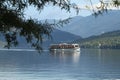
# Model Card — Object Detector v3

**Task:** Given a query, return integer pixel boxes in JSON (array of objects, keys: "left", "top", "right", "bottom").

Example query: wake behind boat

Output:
[{"left": 49, "top": 43, "right": 80, "bottom": 52}]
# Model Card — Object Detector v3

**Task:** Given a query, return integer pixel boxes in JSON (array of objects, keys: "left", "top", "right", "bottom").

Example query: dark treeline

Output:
[{"left": 73, "top": 30, "right": 120, "bottom": 49}]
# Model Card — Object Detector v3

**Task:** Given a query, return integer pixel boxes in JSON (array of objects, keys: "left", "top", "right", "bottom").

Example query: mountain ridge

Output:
[
  {"left": 0, "top": 29, "right": 81, "bottom": 49},
  {"left": 59, "top": 10, "right": 120, "bottom": 38},
  {"left": 74, "top": 30, "right": 120, "bottom": 49},
  {"left": 42, "top": 29, "right": 81, "bottom": 49}
]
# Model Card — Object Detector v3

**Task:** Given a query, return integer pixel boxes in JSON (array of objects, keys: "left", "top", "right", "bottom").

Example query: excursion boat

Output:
[{"left": 49, "top": 43, "right": 80, "bottom": 52}]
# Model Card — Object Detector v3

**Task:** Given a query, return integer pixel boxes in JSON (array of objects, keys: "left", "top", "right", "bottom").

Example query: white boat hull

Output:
[
  {"left": 49, "top": 43, "right": 80, "bottom": 53},
  {"left": 50, "top": 48, "right": 80, "bottom": 52}
]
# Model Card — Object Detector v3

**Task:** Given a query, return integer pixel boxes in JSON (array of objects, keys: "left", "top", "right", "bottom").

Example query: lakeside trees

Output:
[
  {"left": 0, "top": 0, "right": 73, "bottom": 52},
  {"left": 74, "top": 30, "right": 120, "bottom": 49},
  {"left": 0, "top": 0, "right": 120, "bottom": 52}
]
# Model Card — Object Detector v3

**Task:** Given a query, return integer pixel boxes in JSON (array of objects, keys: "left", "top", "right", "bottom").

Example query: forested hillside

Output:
[
  {"left": 0, "top": 41, "right": 6, "bottom": 48},
  {"left": 73, "top": 30, "right": 120, "bottom": 49}
]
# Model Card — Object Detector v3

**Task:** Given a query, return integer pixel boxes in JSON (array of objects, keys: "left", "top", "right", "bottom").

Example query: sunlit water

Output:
[{"left": 0, "top": 49, "right": 120, "bottom": 80}]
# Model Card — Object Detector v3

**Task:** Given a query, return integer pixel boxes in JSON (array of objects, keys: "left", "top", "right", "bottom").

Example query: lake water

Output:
[{"left": 0, "top": 49, "right": 120, "bottom": 80}]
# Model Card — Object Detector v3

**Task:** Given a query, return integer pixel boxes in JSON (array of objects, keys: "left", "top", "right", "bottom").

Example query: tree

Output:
[
  {"left": 88, "top": 0, "right": 120, "bottom": 16},
  {"left": 0, "top": 0, "right": 73, "bottom": 52},
  {"left": 0, "top": 0, "right": 120, "bottom": 52}
]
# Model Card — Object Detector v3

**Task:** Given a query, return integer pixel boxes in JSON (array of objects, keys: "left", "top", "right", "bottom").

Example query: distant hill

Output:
[
  {"left": 74, "top": 30, "right": 120, "bottom": 49},
  {"left": 0, "top": 29, "right": 81, "bottom": 49},
  {"left": 42, "top": 29, "right": 81, "bottom": 49},
  {"left": 59, "top": 10, "right": 120, "bottom": 38}
]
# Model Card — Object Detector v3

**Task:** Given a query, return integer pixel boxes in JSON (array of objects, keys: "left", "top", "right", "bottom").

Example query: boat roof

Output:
[{"left": 50, "top": 43, "right": 79, "bottom": 46}]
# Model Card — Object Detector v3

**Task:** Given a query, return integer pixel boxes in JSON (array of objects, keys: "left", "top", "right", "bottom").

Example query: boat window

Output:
[{"left": 75, "top": 45, "right": 79, "bottom": 47}]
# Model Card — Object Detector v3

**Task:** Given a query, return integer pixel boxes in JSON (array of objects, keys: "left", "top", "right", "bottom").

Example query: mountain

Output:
[
  {"left": 51, "top": 29, "right": 81, "bottom": 42},
  {"left": 74, "top": 30, "right": 120, "bottom": 49},
  {"left": 0, "top": 29, "right": 81, "bottom": 49},
  {"left": 42, "top": 29, "right": 81, "bottom": 49},
  {"left": 58, "top": 10, "right": 120, "bottom": 38}
]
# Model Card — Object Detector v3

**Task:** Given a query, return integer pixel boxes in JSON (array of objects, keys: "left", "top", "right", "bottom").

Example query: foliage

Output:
[
  {"left": 86, "top": 0, "right": 120, "bottom": 16},
  {"left": 0, "top": 0, "right": 73, "bottom": 52},
  {"left": 74, "top": 30, "right": 120, "bottom": 49}
]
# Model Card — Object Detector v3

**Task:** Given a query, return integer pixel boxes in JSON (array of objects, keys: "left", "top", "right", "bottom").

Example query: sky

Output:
[{"left": 24, "top": 0, "right": 103, "bottom": 20}]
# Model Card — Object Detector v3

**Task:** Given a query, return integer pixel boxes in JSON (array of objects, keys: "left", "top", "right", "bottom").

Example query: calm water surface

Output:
[{"left": 0, "top": 49, "right": 120, "bottom": 80}]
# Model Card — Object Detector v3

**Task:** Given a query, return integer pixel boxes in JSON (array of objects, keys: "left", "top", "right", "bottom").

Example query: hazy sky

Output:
[{"left": 25, "top": 0, "right": 100, "bottom": 20}]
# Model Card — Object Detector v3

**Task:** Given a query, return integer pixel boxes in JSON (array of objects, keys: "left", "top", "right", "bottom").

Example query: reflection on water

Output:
[
  {"left": 0, "top": 49, "right": 120, "bottom": 80},
  {"left": 50, "top": 50, "right": 80, "bottom": 63},
  {"left": 79, "top": 49, "right": 120, "bottom": 79}
]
